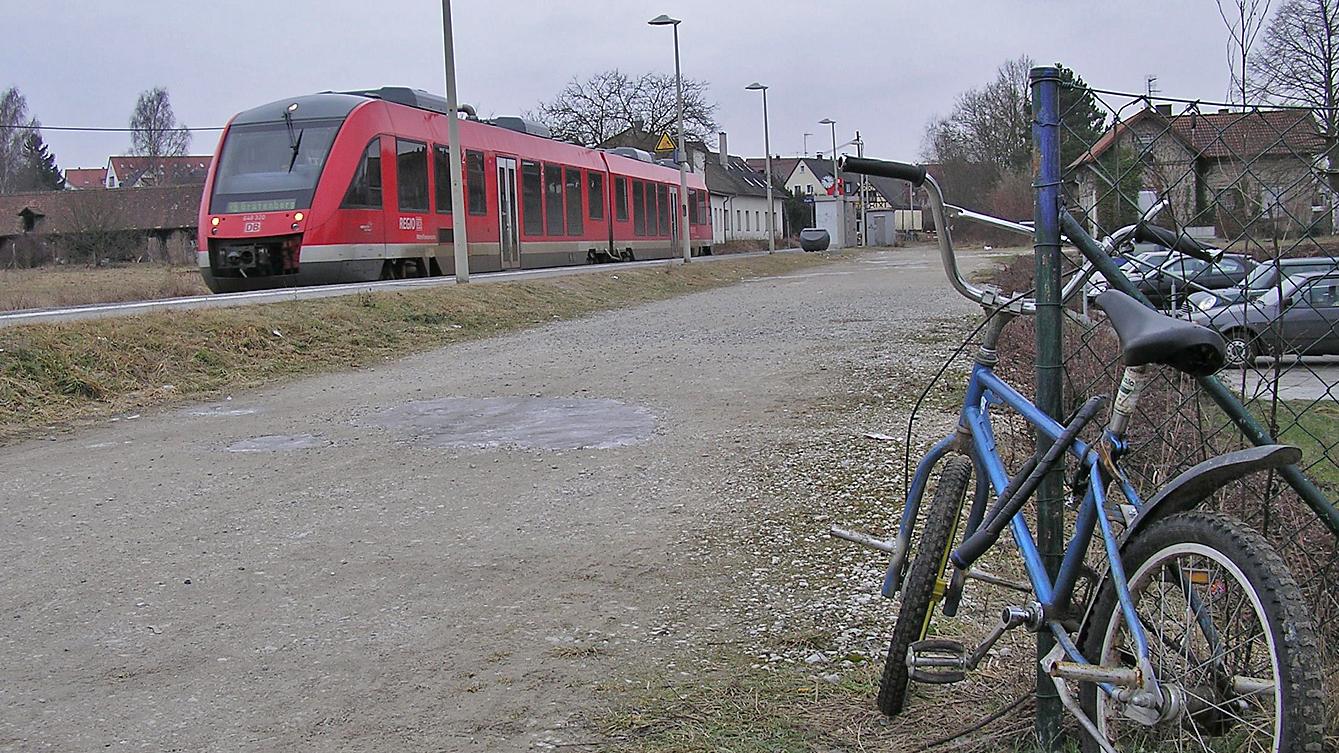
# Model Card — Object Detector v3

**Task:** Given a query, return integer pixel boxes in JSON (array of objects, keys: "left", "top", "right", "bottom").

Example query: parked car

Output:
[
  {"left": 1190, "top": 271, "right": 1339, "bottom": 366},
  {"left": 1137, "top": 253, "right": 1255, "bottom": 309},
  {"left": 1085, "top": 248, "right": 1177, "bottom": 299},
  {"left": 1188, "top": 256, "right": 1339, "bottom": 311}
]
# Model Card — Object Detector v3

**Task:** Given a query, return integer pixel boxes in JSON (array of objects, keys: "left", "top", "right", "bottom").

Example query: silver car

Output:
[{"left": 1190, "top": 271, "right": 1339, "bottom": 366}]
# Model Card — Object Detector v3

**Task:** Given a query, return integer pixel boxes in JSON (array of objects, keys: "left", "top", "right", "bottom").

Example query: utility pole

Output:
[{"left": 441, "top": 0, "right": 469, "bottom": 282}]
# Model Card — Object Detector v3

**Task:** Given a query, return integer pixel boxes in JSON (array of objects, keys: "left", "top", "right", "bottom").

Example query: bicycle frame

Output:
[{"left": 890, "top": 326, "right": 1159, "bottom": 689}]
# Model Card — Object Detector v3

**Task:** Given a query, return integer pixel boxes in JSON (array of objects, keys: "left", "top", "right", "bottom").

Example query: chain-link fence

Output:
[{"left": 1038, "top": 74, "right": 1339, "bottom": 730}]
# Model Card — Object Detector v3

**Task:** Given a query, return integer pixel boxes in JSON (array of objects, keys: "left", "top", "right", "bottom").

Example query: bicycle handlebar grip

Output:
[
  {"left": 837, "top": 156, "right": 927, "bottom": 187},
  {"left": 1135, "top": 224, "right": 1221, "bottom": 262}
]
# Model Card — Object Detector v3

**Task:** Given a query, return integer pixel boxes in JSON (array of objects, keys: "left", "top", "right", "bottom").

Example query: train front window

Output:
[{"left": 209, "top": 118, "right": 342, "bottom": 213}]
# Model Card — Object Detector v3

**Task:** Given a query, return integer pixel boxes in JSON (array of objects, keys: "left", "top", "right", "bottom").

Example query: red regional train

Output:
[{"left": 197, "top": 87, "right": 713, "bottom": 293}]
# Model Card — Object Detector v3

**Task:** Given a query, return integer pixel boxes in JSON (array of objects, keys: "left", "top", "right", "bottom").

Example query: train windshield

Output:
[{"left": 209, "top": 118, "right": 342, "bottom": 214}]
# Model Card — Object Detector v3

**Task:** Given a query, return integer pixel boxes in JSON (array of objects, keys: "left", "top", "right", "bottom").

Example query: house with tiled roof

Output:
[
  {"left": 105, "top": 155, "right": 212, "bottom": 188},
  {"left": 1068, "top": 104, "right": 1328, "bottom": 238},
  {"left": 63, "top": 167, "right": 108, "bottom": 190},
  {"left": 0, "top": 184, "right": 202, "bottom": 266}
]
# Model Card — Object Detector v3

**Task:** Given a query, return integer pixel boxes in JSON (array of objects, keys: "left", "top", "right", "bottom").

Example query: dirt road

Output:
[{"left": 0, "top": 246, "right": 981, "bottom": 752}]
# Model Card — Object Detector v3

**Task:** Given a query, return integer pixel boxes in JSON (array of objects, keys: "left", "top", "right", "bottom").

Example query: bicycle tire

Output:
[
  {"left": 1078, "top": 511, "right": 1324, "bottom": 753},
  {"left": 877, "top": 455, "right": 971, "bottom": 717}
]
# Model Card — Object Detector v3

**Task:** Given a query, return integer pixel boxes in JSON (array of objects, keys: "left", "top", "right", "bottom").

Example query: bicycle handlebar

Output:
[
  {"left": 1132, "top": 223, "right": 1224, "bottom": 263},
  {"left": 839, "top": 156, "right": 927, "bottom": 186}
]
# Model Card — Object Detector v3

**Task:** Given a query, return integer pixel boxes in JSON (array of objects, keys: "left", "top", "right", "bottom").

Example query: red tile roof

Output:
[
  {"left": 1166, "top": 109, "right": 1325, "bottom": 159},
  {"left": 63, "top": 167, "right": 108, "bottom": 189},
  {"left": 0, "top": 185, "right": 203, "bottom": 237},
  {"left": 108, "top": 155, "right": 212, "bottom": 186},
  {"left": 1069, "top": 107, "right": 1324, "bottom": 170}
]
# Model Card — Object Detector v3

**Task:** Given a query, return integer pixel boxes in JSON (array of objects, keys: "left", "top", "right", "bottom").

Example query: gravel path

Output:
[{"left": 0, "top": 246, "right": 987, "bottom": 752}]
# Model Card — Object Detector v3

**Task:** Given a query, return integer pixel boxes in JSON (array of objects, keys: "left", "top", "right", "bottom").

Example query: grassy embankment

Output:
[
  {"left": 0, "top": 254, "right": 825, "bottom": 442},
  {"left": 0, "top": 265, "right": 209, "bottom": 311}
]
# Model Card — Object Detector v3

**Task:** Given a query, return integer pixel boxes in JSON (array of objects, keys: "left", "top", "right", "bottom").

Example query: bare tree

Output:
[
  {"left": 529, "top": 69, "right": 719, "bottom": 147},
  {"left": 0, "top": 87, "right": 40, "bottom": 194},
  {"left": 1248, "top": 0, "right": 1339, "bottom": 209},
  {"left": 1217, "top": 0, "right": 1274, "bottom": 105},
  {"left": 922, "top": 57, "right": 1033, "bottom": 172},
  {"left": 129, "top": 87, "right": 191, "bottom": 183}
]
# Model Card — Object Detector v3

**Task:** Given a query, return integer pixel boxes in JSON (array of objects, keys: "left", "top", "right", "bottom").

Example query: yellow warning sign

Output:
[{"left": 655, "top": 132, "right": 677, "bottom": 152}]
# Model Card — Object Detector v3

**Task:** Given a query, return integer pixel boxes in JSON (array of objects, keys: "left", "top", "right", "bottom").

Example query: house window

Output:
[
  {"left": 395, "top": 139, "right": 429, "bottom": 213},
  {"left": 521, "top": 160, "right": 543, "bottom": 235}
]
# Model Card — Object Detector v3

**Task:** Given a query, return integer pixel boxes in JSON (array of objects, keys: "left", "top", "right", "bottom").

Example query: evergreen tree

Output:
[
  {"left": 16, "top": 131, "right": 63, "bottom": 191},
  {"left": 1057, "top": 66, "right": 1108, "bottom": 174}
]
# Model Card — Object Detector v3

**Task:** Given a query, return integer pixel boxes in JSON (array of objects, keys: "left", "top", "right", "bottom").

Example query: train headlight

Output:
[
  {"left": 294, "top": 212, "right": 304, "bottom": 222},
  {"left": 210, "top": 217, "right": 220, "bottom": 227}
]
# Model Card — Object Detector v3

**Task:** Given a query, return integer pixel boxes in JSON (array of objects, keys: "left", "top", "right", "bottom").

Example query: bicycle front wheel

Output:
[
  {"left": 1079, "top": 511, "right": 1324, "bottom": 753},
  {"left": 877, "top": 455, "right": 971, "bottom": 717}
]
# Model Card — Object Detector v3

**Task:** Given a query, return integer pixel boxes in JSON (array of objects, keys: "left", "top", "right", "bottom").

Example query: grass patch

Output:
[
  {"left": 0, "top": 254, "right": 826, "bottom": 442},
  {"left": 0, "top": 264, "right": 209, "bottom": 311}
]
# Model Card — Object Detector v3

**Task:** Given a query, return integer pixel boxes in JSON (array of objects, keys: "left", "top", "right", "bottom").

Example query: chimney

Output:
[
  {"left": 1218, "top": 108, "right": 1230, "bottom": 114},
  {"left": 718, "top": 132, "right": 728, "bottom": 167},
  {"left": 1155, "top": 104, "right": 1172, "bottom": 116}
]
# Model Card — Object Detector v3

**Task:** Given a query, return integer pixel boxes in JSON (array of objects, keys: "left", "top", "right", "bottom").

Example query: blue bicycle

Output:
[{"left": 831, "top": 157, "right": 1324, "bottom": 753}]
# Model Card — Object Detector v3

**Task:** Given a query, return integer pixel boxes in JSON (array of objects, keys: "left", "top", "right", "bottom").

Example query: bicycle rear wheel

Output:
[
  {"left": 1079, "top": 511, "right": 1324, "bottom": 753},
  {"left": 877, "top": 455, "right": 971, "bottom": 717}
]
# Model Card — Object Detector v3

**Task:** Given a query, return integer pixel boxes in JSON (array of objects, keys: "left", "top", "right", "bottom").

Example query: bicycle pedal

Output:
[{"left": 905, "top": 638, "right": 968, "bottom": 684}]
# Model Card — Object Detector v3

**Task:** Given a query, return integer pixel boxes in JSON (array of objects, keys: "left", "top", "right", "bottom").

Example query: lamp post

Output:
[
  {"left": 819, "top": 118, "right": 840, "bottom": 246},
  {"left": 803, "top": 132, "right": 812, "bottom": 156},
  {"left": 440, "top": 0, "right": 469, "bottom": 282},
  {"left": 745, "top": 82, "right": 775, "bottom": 254},
  {"left": 648, "top": 14, "right": 691, "bottom": 263},
  {"left": 854, "top": 130, "right": 866, "bottom": 246}
]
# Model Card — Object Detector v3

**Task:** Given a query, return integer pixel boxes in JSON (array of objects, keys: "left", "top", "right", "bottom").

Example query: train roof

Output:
[{"left": 231, "top": 93, "right": 368, "bottom": 125}]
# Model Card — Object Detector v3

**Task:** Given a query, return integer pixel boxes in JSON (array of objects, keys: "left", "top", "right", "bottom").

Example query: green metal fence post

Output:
[{"left": 1030, "top": 64, "right": 1064, "bottom": 752}]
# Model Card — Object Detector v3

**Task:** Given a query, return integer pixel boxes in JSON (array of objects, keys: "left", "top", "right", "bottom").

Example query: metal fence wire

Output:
[{"left": 1035, "top": 75, "right": 1339, "bottom": 729}]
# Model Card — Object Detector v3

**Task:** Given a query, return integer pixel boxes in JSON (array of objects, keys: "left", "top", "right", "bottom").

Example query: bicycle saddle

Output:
[{"left": 1093, "top": 290, "right": 1225, "bottom": 376}]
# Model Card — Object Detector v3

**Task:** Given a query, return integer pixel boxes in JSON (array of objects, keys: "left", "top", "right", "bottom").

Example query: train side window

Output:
[
  {"left": 432, "top": 145, "right": 452, "bottom": 213},
  {"left": 656, "top": 184, "right": 670, "bottom": 236},
  {"left": 650, "top": 180, "right": 661, "bottom": 235},
  {"left": 564, "top": 167, "right": 583, "bottom": 236},
  {"left": 466, "top": 150, "right": 486, "bottom": 215},
  {"left": 588, "top": 172, "right": 604, "bottom": 221},
  {"left": 544, "top": 163, "right": 564, "bottom": 235},
  {"left": 632, "top": 180, "right": 645, "bottom": 236},
  {"left": 615, "top": 177, "right": 628, "bottom": 221},
  {"left": 342, "top": 139, "right": 382, "bottom": 209},
  {"left": 687, "top": 189, "right": 699, "bottom": 225},
  {"left": 521, "top": 160, "right": 543, "bottom": 236},
  {"left": 396, "top": 139, "right": 429, "bottom": 213}
]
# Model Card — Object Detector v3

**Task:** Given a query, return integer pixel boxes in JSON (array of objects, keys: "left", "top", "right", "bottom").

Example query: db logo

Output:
[
  {"left": 398, "top": 216, "right": 423, "bottom": 231},
  {"left": 243, "top": 221, "right": 262, "bottom": 233}
]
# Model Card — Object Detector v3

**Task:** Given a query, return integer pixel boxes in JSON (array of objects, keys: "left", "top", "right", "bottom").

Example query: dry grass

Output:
[
  {"left": 0, "top": 254, "right": 827, "bottom": 443},
  {"left": 0, "top": 264, "right": 209, "bottom": 311}
]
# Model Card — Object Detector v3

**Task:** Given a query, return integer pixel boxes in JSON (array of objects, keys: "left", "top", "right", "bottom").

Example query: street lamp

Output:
[
  {"left": 745, "top": 82, "right": 775, "bottom": 254},
  {"left": 648, "top": 13, "right": 692, "bottom": 263},
  {"left": 819, "top": 118, "right": 840, "bottom": 246}
]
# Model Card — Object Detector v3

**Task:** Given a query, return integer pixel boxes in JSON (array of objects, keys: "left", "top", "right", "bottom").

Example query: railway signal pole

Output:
[
  {"left": 442, "top": 0, "right": 470, "bottom": 283},
  {"left": 649, "top": 14, "right": 691, "bottom": 263}
]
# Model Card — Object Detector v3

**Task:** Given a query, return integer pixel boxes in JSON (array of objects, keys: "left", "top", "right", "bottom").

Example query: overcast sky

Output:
[{"left": 11, "top": 1, "right": 1240, "bottom": 172}]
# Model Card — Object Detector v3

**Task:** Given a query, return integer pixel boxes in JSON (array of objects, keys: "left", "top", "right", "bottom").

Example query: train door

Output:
[
  {"left": 669, "top": 186, "right": 680, "bottom": 254},
  {"left": 497, "top": 156, "right": 520, "bottom": 269}
]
